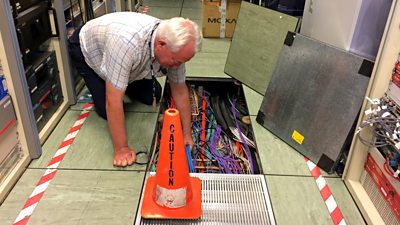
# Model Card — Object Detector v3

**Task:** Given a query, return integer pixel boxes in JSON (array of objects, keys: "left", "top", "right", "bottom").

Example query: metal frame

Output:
[{"left": 0, "top": 0, "right": 42, "bottom": 158}]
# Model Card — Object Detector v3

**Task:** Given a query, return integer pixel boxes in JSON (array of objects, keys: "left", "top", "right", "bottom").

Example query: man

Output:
[{"left": 68, "top": 12, "right": 201, "bottom": 167}]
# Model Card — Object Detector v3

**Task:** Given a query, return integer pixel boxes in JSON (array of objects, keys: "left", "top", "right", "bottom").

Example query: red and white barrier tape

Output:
[
  {"left": 305, "top": 157, "right": 346, "bottom": 225},
  {"left": 13, "top": 103, "right": 93, "bottom": 225}
]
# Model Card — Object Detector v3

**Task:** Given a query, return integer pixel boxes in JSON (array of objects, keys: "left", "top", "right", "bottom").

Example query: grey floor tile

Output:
[
  {"left": 251, "top": 116, "right": 313, "bottom": 176},
  {"left": 142, "top": 6, "right": 181, "bottom": 19},
  {"left": 186, "top": 52, "right": 230, "bottom": 78},
  {"left": 30, "top": 112, "right": 157, "bottom": 170},
  {"left": 265, "top": 175, "right": 333, "bottom": 225},
  {"left": 191, "top": 19, "right": 202, "bottom": 30},
  {"left": 181, "top": 7, "right": 202, "bottom": 20},
  {"left": 0, "top": 169, "right": 45, "bottom": 225},
  {"left": 251, "top": 116, "right": 339, "bottom": 177},
  {"left": 5, "top": 170, "right": 145, "bottom": 225},
  {"left": 243, "top": 85, "right": 264, "bottom": 116},
  {"left": 58, "top": 112, "right": 157, "bottom": 170},
  {"left": 142, "top": 0, "right": 183, "bottom": 7},
  {"left": 30, "top": 110, "right": 83, "bottom": 168},
  {"left": 201, "top": 38, "right": 231, "bottom": 53},
  {"left": 183, "top": 0, "right": 202, "bottom": 8},
  {"left": 326, "top": 178, "right": 366, "bottom": 225}
]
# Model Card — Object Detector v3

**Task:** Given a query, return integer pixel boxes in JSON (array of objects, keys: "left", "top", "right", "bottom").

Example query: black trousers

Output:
[{"left": 67, "top": 27, "right": 162, "bottom": 119}]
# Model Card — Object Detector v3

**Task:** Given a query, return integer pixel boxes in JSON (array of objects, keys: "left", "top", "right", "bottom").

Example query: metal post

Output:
[{"left": 0, "top": 0, "right": 42, "bottom": 158}]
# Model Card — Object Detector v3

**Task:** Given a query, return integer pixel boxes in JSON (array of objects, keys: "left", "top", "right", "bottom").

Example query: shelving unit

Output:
[
  {"left": 0, "top": 0, "right": 78, "bottom": 202},
  {"left": 0, "top": 1, "right": 40, "bottom": 203},
  {"left": 343, "top": 0, "right": 400, "bottom": 223}
]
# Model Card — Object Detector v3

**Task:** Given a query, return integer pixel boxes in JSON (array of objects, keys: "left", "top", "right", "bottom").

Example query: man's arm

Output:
[
  {"left": 105, "top": 81, "right": 136, "bottom": 166},
  {"left": 169, "top": 81, "right": 194, "bottom": 149}
]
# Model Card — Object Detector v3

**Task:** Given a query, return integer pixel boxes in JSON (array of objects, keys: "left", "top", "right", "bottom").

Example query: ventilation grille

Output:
[
  {"left": 360, "top": 170, "right": 400, "bottom": 225},
  {"left": 135, "top": 173, "right": 275, "bottom": 225}
]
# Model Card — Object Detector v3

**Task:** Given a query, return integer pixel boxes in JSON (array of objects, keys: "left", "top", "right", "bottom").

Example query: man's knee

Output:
[{"left": 95, "top": 107, "right": 107, "bottom": 120}]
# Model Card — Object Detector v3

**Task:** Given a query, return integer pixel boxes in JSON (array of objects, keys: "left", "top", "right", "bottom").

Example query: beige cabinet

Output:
[
  {"left": 0, "top": 0, "right": 76, "bottom": 203},
  {"left": 343, "top": 0, "right": 400, "bottom": 223}
]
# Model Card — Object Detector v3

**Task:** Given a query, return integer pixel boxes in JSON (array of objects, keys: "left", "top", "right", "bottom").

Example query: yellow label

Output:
[{"left": 292, "top": 130, "right": 304, "bottom": 145}]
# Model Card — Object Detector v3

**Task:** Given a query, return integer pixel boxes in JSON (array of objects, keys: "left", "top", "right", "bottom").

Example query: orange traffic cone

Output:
[{"left": 141, "top": 108, "right": 202, "bottom": 219}]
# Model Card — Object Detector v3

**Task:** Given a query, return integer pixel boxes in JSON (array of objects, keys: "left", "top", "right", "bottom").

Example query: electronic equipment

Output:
[
  {"left": 150, "top": 78, "right": 262, "bottom": 175},
  {"left": 25, "top": 65, "right": 37, "bottom": 94},
  {"left": 361, "top": 150, "right": 400, "bottom": 224},
  {"left": 0, "top": 76, "right": 8, "bottom": 101},
  {"left": 9, "top": 0, "right": 44, "bottom": 16},
  {"left": 27, "top": 51, "right": 63, "bottom": 132},
  {"left": 14, "top": 1, "right": 52, "bottom": 65},
  {"left": 0, "top": 95, "right": 18, "bottom": 168}
]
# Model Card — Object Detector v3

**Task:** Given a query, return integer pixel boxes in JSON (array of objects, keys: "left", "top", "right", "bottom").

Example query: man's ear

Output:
[{"left": 156, "top": 39, "right": 167, "bottom": 48}]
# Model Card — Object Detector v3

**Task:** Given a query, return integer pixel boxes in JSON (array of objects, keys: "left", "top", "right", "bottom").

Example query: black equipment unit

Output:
[
  {"left": 27, "top": 51, "right": 63, "bottom": 132},
  {"left": 9, "top": 0, "right": 44, "bottom": 16},
  {"left": 14, "top": 1, "right": 52, "bottom": 65}
]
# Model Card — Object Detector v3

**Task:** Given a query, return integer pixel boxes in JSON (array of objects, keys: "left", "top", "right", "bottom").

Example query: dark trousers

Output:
[{"left": 67, "top": 27, "right": 162, "bottom": 119}]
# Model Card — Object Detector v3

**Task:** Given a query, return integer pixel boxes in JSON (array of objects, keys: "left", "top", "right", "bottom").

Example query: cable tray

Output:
[{"left": 135, "top": 173, "right": 276, "bottom": 225}]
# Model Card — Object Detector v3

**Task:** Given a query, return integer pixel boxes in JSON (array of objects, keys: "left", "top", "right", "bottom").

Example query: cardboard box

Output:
[{"left": 202, "top": 0, "right": 241, "bottom": 38}]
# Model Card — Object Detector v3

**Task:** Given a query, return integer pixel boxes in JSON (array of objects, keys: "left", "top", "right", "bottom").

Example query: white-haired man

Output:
[{"left": 68, "top": 12, "right": 202, "bottom": 167}]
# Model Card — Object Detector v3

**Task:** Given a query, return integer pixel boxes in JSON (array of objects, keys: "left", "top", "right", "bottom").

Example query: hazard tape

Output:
[
  {"left": 13, "top": 103, "right": 93, "bottom": 225},
  {"left": 305, "top": 157, "right": 346, "bottom": 225}
]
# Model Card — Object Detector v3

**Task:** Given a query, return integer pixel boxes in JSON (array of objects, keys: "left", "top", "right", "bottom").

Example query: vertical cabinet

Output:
[
  {"left": 301, "top": 0, "right": 392, "bottom": 61},
  {"left": 344, "top": 0, "right": 400, "bottom": 224},
  {"left": 0, "top": 0, "right": 76, "bottom": 203}
]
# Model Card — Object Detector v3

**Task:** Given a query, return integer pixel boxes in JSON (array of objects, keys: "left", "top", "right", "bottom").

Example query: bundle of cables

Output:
[
  {"left": 186, "top": 84, "right": 255, "bottom": 174},
  {"left": 357, "top": 96, "right": 400, "bottom": 180},
  {"left": 150, "top": 83, "right": 257, "bottom": 174}
]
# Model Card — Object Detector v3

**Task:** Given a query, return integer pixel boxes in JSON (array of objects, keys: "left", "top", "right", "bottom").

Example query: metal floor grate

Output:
[{"left": 135, "top": 173, "right": 275, "bottom": 225}]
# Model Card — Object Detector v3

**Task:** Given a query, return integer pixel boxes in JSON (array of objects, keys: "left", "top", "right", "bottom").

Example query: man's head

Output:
[{"left": 154, "top": 17, "right": 202, "bottom": 68}]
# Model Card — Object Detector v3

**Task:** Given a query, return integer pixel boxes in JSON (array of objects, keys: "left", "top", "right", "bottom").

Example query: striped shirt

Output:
[{"left": 79, "top": 12, "right": 185, "bottom": 91}]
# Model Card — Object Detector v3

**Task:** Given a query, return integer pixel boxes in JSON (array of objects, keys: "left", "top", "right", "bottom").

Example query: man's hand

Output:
[
  {"left": 105, "top": 81, "right": 134, "bottom": 167},
  {"left": 184, "top": 134, "right": 194, "bottom": 151},
  {"left": 169, "top": 81, "right": 193, "bottom": 151},
  {"left": 113, "top": 146, "right": 136, "bottom": 167}
]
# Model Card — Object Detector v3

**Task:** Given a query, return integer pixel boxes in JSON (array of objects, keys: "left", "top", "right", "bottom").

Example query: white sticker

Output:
[
  {"left": 2, "top": 79, "right": 7, "bottom": 92},
  {"left": 155, "top": 185, "right": 187, "bottom": 208}
]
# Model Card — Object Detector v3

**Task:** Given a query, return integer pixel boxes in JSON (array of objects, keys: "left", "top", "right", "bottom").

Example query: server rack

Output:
[
  {"left": 0, "top": 0, "right": 76, "bottom": 202},
  {"left": 344, "top": 0, "right": 400, "bottom": 224}
]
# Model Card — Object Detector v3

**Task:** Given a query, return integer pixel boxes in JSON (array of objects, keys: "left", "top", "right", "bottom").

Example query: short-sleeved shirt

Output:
[{"left": 79, "top": 12, "right": 186, "bottom": 91}]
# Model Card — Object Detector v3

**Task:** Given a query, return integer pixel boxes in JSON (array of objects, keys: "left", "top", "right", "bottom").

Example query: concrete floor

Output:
[{"left": 0, "top": 0, "right": 366, "bottom": 224}]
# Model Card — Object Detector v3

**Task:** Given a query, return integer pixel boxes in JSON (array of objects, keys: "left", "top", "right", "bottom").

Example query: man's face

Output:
[{"left": 154, "top": 39, "right": 195, "bottom": 68}]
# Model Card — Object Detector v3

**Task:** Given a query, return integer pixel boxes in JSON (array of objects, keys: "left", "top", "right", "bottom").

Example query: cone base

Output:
[{"left": 141, "top": 176, "right": 202, "bottom": 219}]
